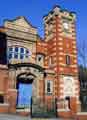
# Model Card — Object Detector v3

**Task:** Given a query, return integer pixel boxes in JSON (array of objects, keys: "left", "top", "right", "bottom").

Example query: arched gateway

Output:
[{"left": 8, "top": 63, "right": 45, "bottom": 115}]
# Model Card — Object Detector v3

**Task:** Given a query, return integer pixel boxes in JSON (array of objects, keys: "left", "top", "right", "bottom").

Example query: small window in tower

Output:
[
  {"left": 47, "top": 20, "right": 53, "bottom": 35},
  {"left": 38, "top": 56, "right": 42, "bottom": 61},
  {"left": 36, "top": 54, "right": 44, "bottom": 66},
  {"left": 49, "top": 56, "right": 53, "bottom": 66},
  {"left": 37, "top": 54, "right": 42, "bottom": 62},
  {"left": 47, "top": 82, "right": 51, "bottom": 93},
  {"left": 62, "top": 18, "right": 70, "bottom": 33},
  {"left": 66, "top": 55, "right": 70, "bottom": 65},
  {"left": 46, "top": 80, "right": 53, "bottom": 95}
]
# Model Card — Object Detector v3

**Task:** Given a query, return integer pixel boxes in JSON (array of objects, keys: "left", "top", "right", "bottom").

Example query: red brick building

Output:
[{"left": 0, "top": 6, "right": 81, "bottom": 118}]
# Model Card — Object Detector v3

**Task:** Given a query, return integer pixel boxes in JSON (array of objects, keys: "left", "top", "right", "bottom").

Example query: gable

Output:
[
  {"left": 4, "top": 16, "right": 37, "bottom": 34},
  {"left": 12, "top": 16, "right": 34, "bottom": 28}
]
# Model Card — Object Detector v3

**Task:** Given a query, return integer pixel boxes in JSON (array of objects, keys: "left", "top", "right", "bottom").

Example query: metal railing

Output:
[{"left": 31, "top": 98, "right": 57, "bottom": 118}]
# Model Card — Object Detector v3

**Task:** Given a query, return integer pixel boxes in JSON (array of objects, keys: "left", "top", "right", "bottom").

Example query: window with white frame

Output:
[
  {"left": 66, "top": 55, "right": 70, "bottom": 65},
  {"left": 46, "top": 80, "right": 53, "bottom": 94},
  {"left": 49, "top": 56, "right": 53, "bottom": 67},
  {"left": 36, "top": 54, "right": 44, "bottom": 66},
  {"left": 8, "top": 46, "right": 31, "bottom": 62},
  {"left": 47, "top": 19, "right": 53, "bottom": 36}
]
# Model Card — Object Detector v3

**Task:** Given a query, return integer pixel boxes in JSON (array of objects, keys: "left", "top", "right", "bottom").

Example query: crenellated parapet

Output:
[{"left": 43, "top": 5, "right": 76, "bottom": 22}]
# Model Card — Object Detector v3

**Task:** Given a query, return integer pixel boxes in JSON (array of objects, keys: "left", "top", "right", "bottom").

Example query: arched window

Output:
[
  {"left": 15, "top": 47, "right": 18, "bottom": 52},
  {"left": 8, "top": 46, "right": 31, "bottom": 62},
  {"left": 36, "top": 54, "right": 44, "bottom": 66}
]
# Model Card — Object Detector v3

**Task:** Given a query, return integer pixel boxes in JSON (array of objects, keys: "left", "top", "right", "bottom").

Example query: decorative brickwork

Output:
[{"left": 0, "top": 5, "right": 80, "bottom": 118}]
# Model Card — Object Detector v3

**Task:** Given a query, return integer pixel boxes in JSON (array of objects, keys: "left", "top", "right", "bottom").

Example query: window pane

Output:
[
  {"left": 47, "top": 82, "right": 51, "bottom": 93},
  {"left": 66, "top": 55, "right": 70, "bottom": 65},
  {"left": 20, "top": 54, "right": 24, "bottom": 59},
  {"left": 49, "top": 56, "right": 53, "bottom": 66},
  {"left": 25, "top": 55, "right": 29, "bottom": 58},
  {"left": 14, "top": 54, "right": 18, "bottom": 59},
  {"left": 38, "top": 56, "right": 41, "bottom": 61},
  {"left": 9, "top": 47, "right": 13, "bottom": 52},
  {"left": 26, "top": 49, "right": 29, "bottom": 54},
  {"left": 9, "top": 53, "right": 12, "bottom": 59},
  {"left": 20, "top": 48, "right": 24, "bottom": 53},
  {"left": 15, "top": 47, "right": 18, "bottom": 52}
]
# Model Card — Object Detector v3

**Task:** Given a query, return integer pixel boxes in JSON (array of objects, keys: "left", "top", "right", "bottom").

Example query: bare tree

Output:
[
  {"left": 77, "top": 39, "right": 87, "bottom": 89},
  {"left": 78, "top": 39, "right": 87, "bottom": 68},
  {"left": 78, "top": 39, "right": 87, "bottom": 111}
]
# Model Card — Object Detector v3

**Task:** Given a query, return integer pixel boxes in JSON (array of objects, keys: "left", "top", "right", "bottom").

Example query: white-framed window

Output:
[
  {"left": 8, "top": 46, "right": 31, "bottom": 61},
  {"left": 66, "top": 55, "right": 70, "bottom": 65},
  {"left": 49, "top": 56, "right": 53, "bottom": 67},
  {"left": 62, "top": 18, "right": 70, "bottom": 33},
  {"left": 63, "top": 76, "right": 74, "bottom": 97},
  {"left": 45, "top": 80, "right": 53, "bottom": 95},
  {"left": 47, "top": 19, "right": 53, "bottom": 35},
  {"left": 36, "top": 54, "right": 44, "bottom": 66}
]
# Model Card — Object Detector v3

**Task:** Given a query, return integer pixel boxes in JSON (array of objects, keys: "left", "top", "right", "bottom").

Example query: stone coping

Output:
[
  {"left": 77, "top": 112, "right": 87, "bottom": 115},
  {"left": 45, "top": 69, "right": 55, "bottom": 74},
  {"left": 57, "top": 109, "right": 70, "bottom": 112},
  {"left": 16, "top": 108, "right": 30, "bottom": 112},
  {"left": 8, "top": 89, "right": 17, "bottom": 92},
  {"left": 0, "top": 91, "right": 4, "bottom": 94},
  {"left": 0, "top": 65, "right": 8, "bottom": 69},
  {"left": 0, "top": 103, "right": 9, "bottom": 106}
]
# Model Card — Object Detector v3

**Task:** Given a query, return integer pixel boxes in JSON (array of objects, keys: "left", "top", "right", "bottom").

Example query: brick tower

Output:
[
  {"left": 43, "top": 6, "right": 81, "bottom": 116},
  {"left": 0, "top": 5, "right": 81, "bottom": 118}
]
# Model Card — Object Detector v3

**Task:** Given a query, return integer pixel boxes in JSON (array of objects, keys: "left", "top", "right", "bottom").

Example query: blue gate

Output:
[{"left": 17, "top": 83, "right": 32, "bottom": 109}]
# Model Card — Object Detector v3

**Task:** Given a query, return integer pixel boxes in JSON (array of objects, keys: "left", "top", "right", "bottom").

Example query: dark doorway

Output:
[
  {"left": 65, "top": 97, "right": 70, "bottom": 109},
  {"left": 0, "top": 95, "right": 4, "bottom": 103}
]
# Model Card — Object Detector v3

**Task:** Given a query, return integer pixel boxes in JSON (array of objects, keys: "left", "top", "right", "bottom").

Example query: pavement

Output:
[
  {"left": 0, "top": 114, "right": 74, "bottom": 120},
  {"left": 0, "top": 114, "right": 28, "bottom": 120}
]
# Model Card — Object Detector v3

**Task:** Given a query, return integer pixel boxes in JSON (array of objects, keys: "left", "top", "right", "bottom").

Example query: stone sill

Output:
[
  {"left": 16, "top": 108, "right": 30, "bottom": 112},
  {"left": 0, "top": 103, "right": 9, "bottom": 106},
  {"left": 8, "top": 89, "right": 17, "bottom": 92},
  {"left": 57, "top": 109, "right": 70, "bottom": 112},
  {"left": 77, "top": 112, "right": 87, "bottom": 115},
  {"left": 0, "top": 65, "right": 8, "bottom": 70}
]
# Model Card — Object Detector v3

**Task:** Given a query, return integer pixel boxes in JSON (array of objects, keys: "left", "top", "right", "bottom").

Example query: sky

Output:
[
  {"left": 0, "top": 0, "right": 86, "bottom": 41},
  {"left": 0, "top": 0, "right": 87, "bottom": 65}
]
